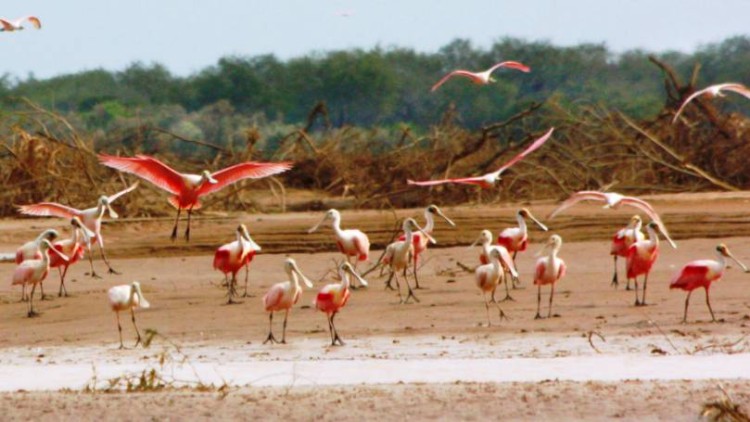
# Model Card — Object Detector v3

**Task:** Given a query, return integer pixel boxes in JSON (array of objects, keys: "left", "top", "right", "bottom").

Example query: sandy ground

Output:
[{"left": 1, "top": 191, "right": 750, "bottom": 420}]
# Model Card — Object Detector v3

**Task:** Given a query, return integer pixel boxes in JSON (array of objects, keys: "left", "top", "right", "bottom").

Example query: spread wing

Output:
[
  {"left": 487, "top": 60, "right": 531, "bottom": 74},
  {"left": 620, "top": 196, "right": 676, "bottom": 248},
  {"left": 106, "top": 182, "right": 139, "bottom": 203},
  {"left": 407, "top": 176, "right": 488, "bottom": 187},
  {"left": 26, "top": 16, "right": 41, "bottom": 29},
  {"left": 0, "top": 19, "right": 15, "bottom": 31},
  {"left": 430, "top": 70, "right": 480, "bottom": 92},
  {"left": 494, "top": 127, "right": 554, "bottom": 175},
  {"left": 197, "top": 161, "right": 293, "bottom": 196},
  {"left": 722, "top": 83, "right": 750, "bottom": 100},
  {"left": 547, "top": 191, "right": 608, "bottom": 219},
  {"left": 17, "top": 202, "right": 81, "bottom": 219},
  {"left": 98, "top": 154, "right": 184, "bottom": 195}
]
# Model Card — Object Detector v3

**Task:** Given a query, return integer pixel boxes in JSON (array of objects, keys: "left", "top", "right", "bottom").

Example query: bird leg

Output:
[
  {"left": 384, "top": 271, "right": 396, "bottom": 291},
  {"left": 242, "top": 264, "right": 251, "bottom": 298},
  {"left": 483, "top": 293, "right": 491, "bottom": 327},
  {"left": 116, "top": 311, "right": 124, "bottom": 349},
  {"left": 326, "top": 314, "right": 335, "bottom": 345},
  {"left": 640, "top": 273, "right": 649, "bottom": 306},
  {"left": 490, "top": 285, "right": 498, "bottom": 303},
  {"left": 548, "top": 284, "right": 555, "bottom": 318},
  {"left": 131, "top": 308, "right": 143, "bottom": 348},
  {"left": 226, "top": 273, "right": 240, "bottom": 304},
  {"left": 511, "top": 252, "right": 521, "bottom": 288},
  {"left": 40, "top": 280, "right": 50, "bottom": 301},
  {"left": 331, "top": 312, "right": 344, "bottom": 346},
  {"left": 392, "top": 270, "right": 404, "bottom": 302},
  {"left": 347, "top": 257, "right": 358, "bottom": 290},
  {"left": 263, "top": 312, "right": 278, "bottom": 344},
  {"left": 27, "top": 284, "right": 38, "bottom": 318},
  {"left": 534, "top": 285, "right": 542, "bottom": 320},
  {"left": 633, "top": 278, "right": 641, "bottom": 306},
  {"left": 494, "top": 301, "right": 509, "bottom": 322},
  {"left": 401, "top": 270, "right": 420, "bottom": 304},
  {"left": 20, "top": 283, "right": 28, "bottom": 302},
  {"left": 98, "top": 237, "right": 120, "bottom": 275},
  {"left": 501, "top": 273, "right": 517, "bottom": 302},
  {"left": 705, "top": 288, "right": 716, "bottom": 322},
  {"left": 86, "top": 244, "right": 101, "bottom": 279},
  {"left": 611, "top": 256, "right": 619, "bottom": 288},
  {"left": 281, "top": 309, "right": 289, "bottom": 344},
  {"left": 413, "top": 256, "right": 424, "bottom": 289},
  {"left": 184, "top": 206, "right": 193, "bottom": 242},
  {"left": 58, "top": 266, "right": 69, "bottom": 297},
  {"left": 682, "top": 291, "right": 692, "bottom": 324},
  {"left": 170, "top": 208, "right": 182, "bottom": 241}
]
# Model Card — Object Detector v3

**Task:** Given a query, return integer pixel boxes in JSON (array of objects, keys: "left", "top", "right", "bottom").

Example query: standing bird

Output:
[
  {"left": 50, "top": 217, "right": 95, "bottom": 297},
  {"left": 314, "top": 262, "right": 368, "bottom": 346},
  {"left": 408, "top": 128, "right": 554, "bottom": 188},
  {"left": 213, "top": 224, "right": 261, "bottom": 303},
  {"left": 98, "top": 154, "right": 292, "bottom": 241},
  {"left": 672, "top": 83, "right": 750, "bottom": 123},
  {"left": 533, "top": 234, "right": 566, "bottom": 319},
  {"left": 12, "top": 239, "right": 69, "bottom": 317},
  {"left": 670, "top": 244, "right": 749, "bottom": 323},
  {"left": 15, "top": 229, "right": 59, "bottom": 301},
  {"left": 474, "top": 248, "right": 510, "bottom": 326},
  {"left": 0, "top": 16, "right": 41, "bottom": 31},
  {"left": 431, "top": 61, "right": 530, "bottom": 92},
  {"left": 383, "top": 218, "right": 436, "bottom": 304},
  {"left": 548, "top": 190, "right": 677, "bottom": 249},
  {"left": 610, "top": 215, "right": 645, "bottom": 290},
  {"left": 396, "top": 205, "right": 455, "bottom": 289},
  {"left": 626, "top": 222, "right": 669, "bottom": 306},
  {"left": 17, "top": 183, "right": 139, "bottom": 277},
  {"left": 308, "top": 209, "right": 370, "bottom": 286},
  {"left": 498, "top": 208, "right": 548, "bottom": 286},
  {"left": 107, "top": 281, "right": 150, "bottom": 349},
  {"left": 471, "top": 229, "right": 518, "bottom": 302},
  {"left": 262, "top": 258, "right": 314, "bottom": 344}
]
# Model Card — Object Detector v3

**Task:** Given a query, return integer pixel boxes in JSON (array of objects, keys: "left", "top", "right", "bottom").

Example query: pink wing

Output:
[
  {"left": 494, "top": 127, "right": 554, "bottom": 175},
  {"left": 407, "top": 176, "right": 488, "bottom": 187},
  {"left": 669, "top": 263, "right": 710, "bottom": 290},
  {"left": 620, "top": 196, "right": 675, "bottom": 248},
  {"left": 196, "top": 161, "right": 293, "bottom": 196},
  {"left": 431, "top": 70, "right": 482, "bottom": 92},
  {"left": 487, "top": 61, "right": 531, "bottom": 74},
  {"left": 547, "top": 191, "right": 608, "bottom": 219},
  {"left": 722, "top": 83, "right": 750, "bottom": 100},
  {"left": 106, "top": 182, "right": 139, "bottom": 203},
  {"left": 557, "top": 260, "right": 567, "bottom": 281},
  {"left": 672, "top": 83, "right": 750, "bottom": 123},
  {"left": 672, "top": 86, "right": 717, "bottom": 123},
  {"left": 17, "top": 202, "right": 81, "bottom": 219},
  {"left": 26, "top": 16, "right": 41, "bottom": 29},
  {"left": 497, "top": 246, "right": 518, "bottom": 277},
  {"left": 0, "top": 19, "right": 14, "bottom": 31},
  {"left": 98, "top": 154, "right": 184, "bottom": 195}
]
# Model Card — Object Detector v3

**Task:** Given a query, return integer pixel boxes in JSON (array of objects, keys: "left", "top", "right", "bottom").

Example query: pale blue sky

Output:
[{"left": 2, "top": 0, "right": 749, "bottom": 79}]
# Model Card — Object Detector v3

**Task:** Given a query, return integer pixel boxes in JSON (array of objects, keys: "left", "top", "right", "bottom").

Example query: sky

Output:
[{"left": 1, "top": 0, "right": 749, "bottom": 80}]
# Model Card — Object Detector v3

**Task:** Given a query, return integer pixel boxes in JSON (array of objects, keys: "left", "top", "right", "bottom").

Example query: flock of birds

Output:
[{"left": 6, "top": 20, "right": 750, "bottom": 347}]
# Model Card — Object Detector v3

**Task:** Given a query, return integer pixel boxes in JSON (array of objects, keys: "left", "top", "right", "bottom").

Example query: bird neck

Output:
[
  {"left": 339, "top": 269, "right": 350, "bottom": 289},
  {"left": 714, "top": 250, "right": 727, "bottom": 270},
  {"left": 517, "top": 213, "right": 528, "bottom": 234},
  {"left": 423, "top": 212, "right": 435, "bottom": 233},
  {"left": 290, "top": 270, "right": 300, "bottom": 289},
  {"left": 646, "top": 226, "right": 659, "bottom": 248}
]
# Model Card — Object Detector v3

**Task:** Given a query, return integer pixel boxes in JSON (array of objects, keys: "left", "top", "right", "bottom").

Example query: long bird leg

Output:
[
  {"left": 170, "top": 208, "right": 182, "bottom": 241},
  {"left": 682, "top": 291, "right": 693, "bottom": 323},
  {"left": 115, "top": 311, "right": 124, "bottom": 349},
  {"left": 501, "top": 271, "right": 516, "bottom": 302},
  {"left": 242, "top": 263, "right": 251, "bottom": 297},
  {"left": 347, "top": 257, "right": 358, "bottom": 290},
  {"left": 413, "top": 255, "right": 424, "bottom": 289},
  {"left": 640, "top": 273, "right": 649, "bottom": 306},
  {"left": 512, "top": 251, "right": 521, "bottom": 288},
  {"left": 534, "top": 284, "right": 542, "bottom": 319},
  {"left": 58, "top": 266, "right": 69, "bottom": 297},
  {"left": 483, "top": 293, "right": 491, "bottom": 327},
  {"left": 97, "top": 236, "right": 120, "bottom": 275},
  {"left": 633, "top": 278, "right": 641, "bottom": 306},
  {"left": 263, "top": 312, "right": 278, "bottom": 344},
  {"left": 384, "top": 271, "right": 396, "bottom": 291},
  {"left": 27, "top": 284, "right": 38, "bottom": 317},
  {"left": 131, "top": 307, "right": 143, "bottom": 347},
  {"left": 548, "top": 284, "right": 556, "bottom": 318},
  {"left": 226, "top": 272, "right": 239, "bottom": 304},
  {"left": 611, "top": 256, "right": 619, "bottom": 288},
  {"left": 86, "top": 243, "right": 100, "bottom": 279},
  {"left": 490, "top": 285, "right": 498, "bottom": 303},
  {"left": 705, "top": 288, "right": 716, "bottom": 322},
  {"left": 185, "top": 205, "right": 194, "bottom": 241},
  {"left": 326, "top": 313, "right": 335, "bottom": 345},
  {"left": 281, "top": 309, "right": 289, "bottom": 344},
  {"left": 494, "top": 301, "right": 509, "bottom": 322},
  {"left": 40, "top": 280, "right": 49, "bottom": 301},
  {"left": 20, "top": 283, "right": 28, "bottom": 302},
  {"left": 392, "top": 271, "right": 404, "bottom": 303},
  {"left": 402, "top": 269, "right": 420, "bottom": 304},
  {"left": 331, "top": 312, "right": 344, "bottom": 346}
]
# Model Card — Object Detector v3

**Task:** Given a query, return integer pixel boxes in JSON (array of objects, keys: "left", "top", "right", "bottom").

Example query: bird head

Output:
[
  {"left": 519, "top": 208, "right": 548, "bottom": 231},
  {"left": 132, "top": 281, "right": 150, "bottom": 308},
  {"left": 201, "top": 170, "right": 218, "bottom": 184},
  {"left": 308, "top": 209, "right": 339, "bottom": 233},
  {"left": 285, "top": 257, "right": 313, "bottom": 288},
  {"left": 717, "top": 244, "right": 750, "bottom": 273},
  {"left": 339, "top": 261, "right": 368, "bottom": 287},
  {"left": 99, "top": 196, "right": 119, "bottom": 219},
  {"left": 427, "top": 204, "right": 456, "bottom": 227}
]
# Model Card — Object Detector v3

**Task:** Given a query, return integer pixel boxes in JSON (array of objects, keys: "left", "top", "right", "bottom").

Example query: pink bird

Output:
[
  {"left": 672, "top": 83, "right": 750, "bottom": 123},
  {"left": 626, "top": 221, "right": 669, "bottom": 306},
  {"left": 262, "top": 257, "right": 313, "bottom": 344},
  {"left": 474, "top": 248, "right": 511, "bottom": 326},
  {"left": 382, "top": 218, "right": 436, "bottom": 304},
  {"left": 610, "top": 215, "right": 645, "bottom": 290},
  {"left": 0, "top": 16, "right": 41, "bottom": 31},
  {"left": 308, "top": 209, "right": 370, "bottom": 286},
  {"left": 213, "top": 224, "right": 261, "bottom": 303},
  {"left": 548, "top": 190, "right": 677, "bottom": 249},
  {"left": 498, "top": 208, "right": 548, "bottom": 287},
  {"left": 17, "top": 183, "right": 139, "bottom": 277},
  {"left": 98, "top": 154, "right": 292, "bottom": 241},
  {"left": 15, "top": 229, "right": 59, "bottom": 301},
  {"left": 431, "top": 61, "right": 530, "bottom": 92},
  {"left": 50, "top": 217, "right": 95, "bottom": 297},
  {"left": 407, "top": 128, "right": 554, "bottom": 188},
  {"left": 394, "top": 205, "right": 455, "bottom": 289},
  {"left": 670, "top": 244, "right": 749, "bottom": 323},
  {"left": 533, "top": 234, "right": 566, "bottom": 319},
  {"left": 314, "top": 262, "right": 368, "bottom": 346},
  {"left": 12, "top": 239, "right": 69, "bottom": 317},
  {"left": 471, "top": 229, "right": 518, "bottom": 302}
]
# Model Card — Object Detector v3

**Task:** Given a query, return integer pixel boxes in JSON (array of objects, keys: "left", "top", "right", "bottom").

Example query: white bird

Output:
[
  {"left": 431, "top": 61, "right": 530, "bottom": 92},
  {"left": 262, "top": 258, "right": 314, "bottom": 344},
  {"left": 0, "top": 16, "right": 41, "bottom": 31},
  {"left": 308, "top": 209, "right": 370, "bottom": 287},
  {"left": 474, "top": 248, "right": 510, "bottom": 326},
  {"left": 15, "top": 229, "right": 59, "bottom": 301},
  {"left": 382, "top": 218, "right": 435, "bottom": 304},
  {"left": 12, "top": 239, "right": 69, "bottom": 317},
  {"left": 547, "top": 190, "right": 677, "bottom": 249},
  {"left": 673, "top": 83, "right": 750, "bottom": 123},
  {"left": 471, "top": 229, "right": 519, "bottom": 302},
  {"left": 107, "top": 281, "right": 150, "bottom": 349}
]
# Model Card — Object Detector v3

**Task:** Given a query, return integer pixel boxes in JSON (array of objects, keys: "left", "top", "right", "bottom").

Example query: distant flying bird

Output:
[
  {"left": 408, "top": 128, "right": 554, "bottom": 188},
  {"left": 108, "top": 281, "right": 150, "bottom": 349},
  {"left": 431, "top": 61, "right": 530, "bottom": 92},
  {"left": 547, "top": 191, "right": 677, "bottom": 249},
  {"left": 98, "top": 154, "right": 292, "bottom": 241},
  {"left": 0, "top": 16, "right": 41, "bottom": 32},
  {"left": 334, "top": 10, "right": 355, "bottom": 17},
  {"left": 262, "top": 257, "right": 313, "bottom": 344},
  {"left": 533, "top": 234, "right": 566, "bottom": 319},
  {"left": 672, "top": 83, "right": 750, "bottom": 123}
]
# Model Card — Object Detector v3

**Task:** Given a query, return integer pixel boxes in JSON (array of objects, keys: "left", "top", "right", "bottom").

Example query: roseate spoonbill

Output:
[
  {"left": 213, "top": 224, "right": 261, "bottom": 303},
  {"left": 262, "top": 258, "right": 313, "bottom": 344},
  {"left": 383, "top": 218, "right": 435, "bottom": 304},
  {"left": 17, "top": 183, "right": 138, "bottom": 277},
  {"left": 474, "top": 248, "right": 510, "bottom": 326},
  {"left": 533, "top": 234, "right": 566, "bottom": 319},
  {"left": 314, "top": 262, "right": 368, "bottom": 346},
  {"left": 670, "top": 244, "right": 749, "bottom": 323},
  {"left": 108, "top": 281, "right": 150, "bottom": 349},
  {"left": 471, "top": 229, "right": 518, "bottom": 302},
  {"left": 672, "top": 83, "right": 750, "bottom": 123},
  {"left": 50, "top": 217, "right": 95, "bottom": 297},
  {"left": 0, "top": 16, "right": 41, "bottom": 31},
  {"left": 407, "top": 128, "right": 554, "bottom": 188},
  {"left": 12, "top": 239, "right": 69, "bottom": 317},
  {"left": 308, "top": 209, "right": 370, "bottom": 287},
  {"left": 498, "top": 208, "right": 548, "bottom": 287},
  {"left": 98, "top": 154, "right": 292, "bottom": 241},
  {"left": 610, "top": 215, "right": 645, "bottom": 290},
  {"left": 395, "top": 205, "right": 455, "bottom": 289},
  {"left": 430, "top": 61, "right": 530, "bottom": 92},
  {"left": 626, "top": 221, "right": 669, "bottom": 306},
  {"left": 548, "top": 190, "right": 677, "bottom": 249},
  {"left": 15, "top": 229, "right": 59, "bottom": 301}
]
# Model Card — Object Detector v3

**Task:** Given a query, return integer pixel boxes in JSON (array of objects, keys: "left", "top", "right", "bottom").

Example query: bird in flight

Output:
[
  {"left": 672, "top": 83, "right": 750, "bottom": 123},
  {"left": 0, "top": 16, "right": 41, "bottom": 31},
  {"left": 431, "top": 61, "right": 530, "bottom": 92}
]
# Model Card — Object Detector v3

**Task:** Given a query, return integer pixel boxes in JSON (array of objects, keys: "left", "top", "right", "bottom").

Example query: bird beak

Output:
[
  {"left": 535, "top": 239, "right": 553, "bottom": 257},
  {"left": 724, "top": 249, "right": 750, "bottom": 273},
  {"left": 527, "top": 211, "right": 548, "bottom": 232},
  {"left": 134, "top": 283, "right": 150, "bottom": 309},
  {"left": 654, "top": 223, "right": 677, "bottom": 249},
  {"left": 435, "top": 208, "right": 456, "bottom": 227},
  {"left": 106, "top": 202, "right": 119, "bottom": 219},
  {"left": 415, "top": 223, "right": 437, "bottom": 245},
  {"left": 79, "top": 224, "right": 96, "bottom": 248},
  {"left": 346, "top": 266, "right": 368, "bottom": 287},
  {"left": 292, "top": 262, "right": 314, "bottom": 288},
  {"left": 307, "top": 215, "right": 328, "bottom": 234},
  {"left": 44, "top": 240, "right": 69, "bottom": 262},
  {"left": 469, "top": 234, "right": 483, "bottom": 248}
]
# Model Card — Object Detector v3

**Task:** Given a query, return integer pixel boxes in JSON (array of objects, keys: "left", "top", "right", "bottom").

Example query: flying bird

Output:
[
  {"left": 98, "top": 154, "right": 292, "bottom": 241},
  {"left": 108, "top": 281, "right": 150, "bottom": 349},
  {"left": 408, "top": 128, "right": 554, "bottom": 188},
  {"left": 431, "top": 61, "right": 530, "bottom": 92},
  {"left": 672, "top": 83, "right": 750, "bottom": 123},
  {"left": 0, "top": 16, "right": 41, "bottom": 31}
]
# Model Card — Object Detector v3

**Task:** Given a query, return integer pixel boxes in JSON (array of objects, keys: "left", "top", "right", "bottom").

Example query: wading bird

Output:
[
  {"left": 474, "top": 248, "right": 510, "bottom": 326},
  {"left": 50, "top": 217, "right": 95, "bottom": 297},
  {"left": 672, "top": 83, "right": 750, "bottom": 123},
  {"left": 407, "top": 128, "right": 554, "bottom": 188},
  {"left": 396, "top": 205, "right": 455, "bottom": 289},
  {"left": 533, "top": 234, "right": 566, "bottom": 319},
  {"left": 626, "top": 222, "right": 667, "bottom": 306},
  {"left": 15, "top": 229, "right": 59, "bottom": 301},
  {"left": 17, "top": 183, "right": 139, "bottom": 277},
  {"left": 262, "top": 258, "right": 313, "bottom": 344},
  {"left": 0, "top": 16, "right": 41, "bottom": 31},
  {"left": 308, "top": 209, "right": 370, "bottom": 286},
  {"left": 108, "top": 281, "right": 150, "bottom": 349},
  {"left": 610, "top": 215, "right": 645, "bottom": 290},
  {"left": 213, "top": 224, "right": 261, "bottom": 303},
  {"left": 548, "top": 190, "right": 677, "bottom": 249},
  {"left": 98, "top": 154, "right": 292, "bottom": 241},
  {"left": 498, "top": 208, "right": 548, "bottom": 287},
  {"left": 670, "top": 244, "right": 749, "bottom": 323},
  {"left": 431, "top": 61, "right": 530, "bottom": 92},
  {"left": 12, "top": 239, "right": 68, "bottom": 317},
  {"left": 471, "top": 229, "right": 518, "bottom": 302},
  {"left": 314, "top": 262, "right": 368, "bottom": 346},
  {"left": 383, "top": 218, "right": 435, "bottom": 304}
]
